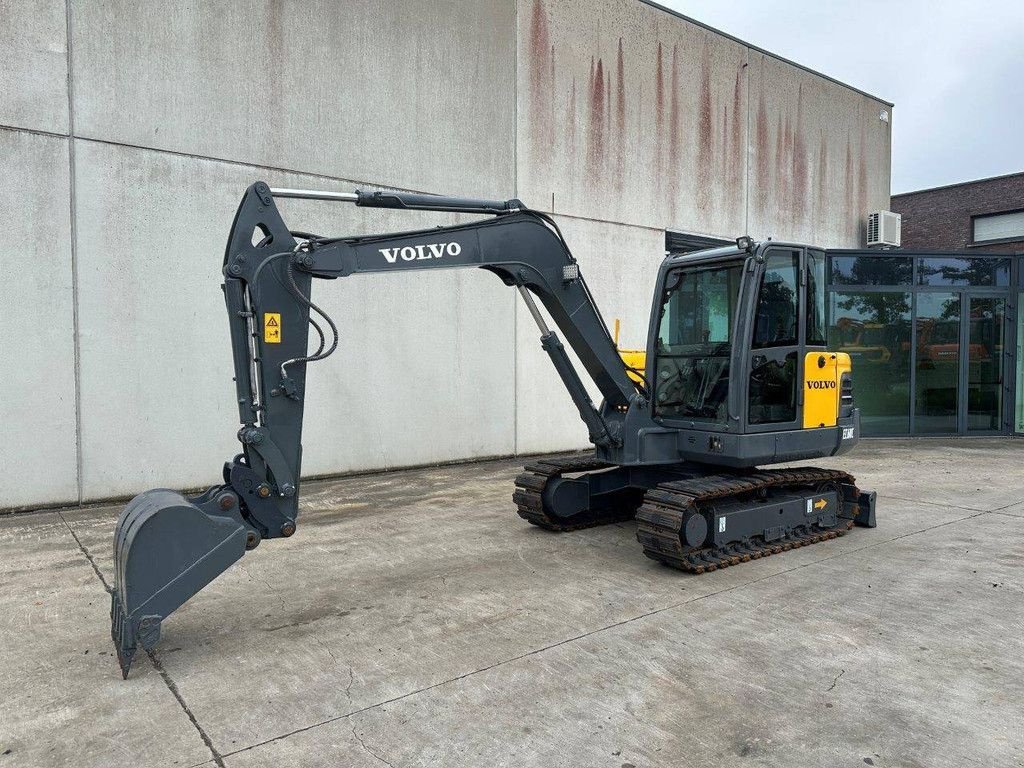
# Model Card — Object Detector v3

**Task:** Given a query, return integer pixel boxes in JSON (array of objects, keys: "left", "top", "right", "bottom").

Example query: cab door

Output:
[
  {"left": 801, "top": 248, "right": 841, "bottom": 428},
  {"left": 745, "top": 247, "right": 817, "bottom": 431}
]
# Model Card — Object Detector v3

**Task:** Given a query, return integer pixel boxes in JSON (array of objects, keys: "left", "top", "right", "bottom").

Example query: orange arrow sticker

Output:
[{"left": 814, "top": 498, "right": 828, "bottom": 510}]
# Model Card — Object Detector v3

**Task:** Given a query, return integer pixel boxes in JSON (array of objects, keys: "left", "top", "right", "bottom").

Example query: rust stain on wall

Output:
[
  {"left": 615, "top": 37, "right": 626, "bottom": 192},
  {"left": 587, "top": 57, "right": 606, "bottom": 186},
  {"left": 655, "top": 42, "right": 665, "bottom": 129},
  {"left": 857, "top": 122, "right": 868, "bottom": 233},
  {"left": 792, "top": 84, "right": 808, "bottom": 229},
  {"left": 568, "top": 76, "right": 577, "bottom": 162},
  {"left": 816, "top": 134, "right": 829, "bottom": 232},
  {"left": 606, "top": 70, "right": 612, "bottom": 142},
  {"left": 755, "top": 87, "right": 770, "bottom": 214},
  {"left": 729, "top": 69, "right": 744, "bottom": 215},
  {"left": 528, "top": 0, "right": 554, "bottom": 159},
  {"left": 775, "top": 114, "right": 785, "bottom": 217},
  {"left": 721, "top": 105, "right": 729, "bottom": 185},
  {"left": 696, "top": 40, "right": 713, "bottom": 214},
  {"left": 844, "top": 132, "right": 855, "bottom": 233},
  {"left": 668, "top": 43, "right": 682, "bottom": 207}
]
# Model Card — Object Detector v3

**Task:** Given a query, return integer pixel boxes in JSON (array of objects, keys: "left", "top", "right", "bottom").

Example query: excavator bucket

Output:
[{"left": 111, "top": 488, "right": 250, "bottom": 678}]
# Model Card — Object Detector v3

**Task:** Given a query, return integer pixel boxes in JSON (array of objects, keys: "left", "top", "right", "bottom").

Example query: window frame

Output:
[
  {"left": 744, "top": 246, "right": 805, "bottom": 431},
  {"left": 824, "top": 249, "right": 1015, "bottom": 437},
  {"left": 650, "top": 259, "right": 746, "bottom": 426},
  {"left": 970, "top": 208, "right": 1024, "bottom": 247},
  {"left": 651, "top": 256, "right": 749, "bottom": 430}
]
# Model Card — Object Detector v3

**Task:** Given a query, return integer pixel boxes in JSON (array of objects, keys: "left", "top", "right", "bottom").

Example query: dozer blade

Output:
[{"left": 111, "top": 489, "right": 249, "bottom": 678}]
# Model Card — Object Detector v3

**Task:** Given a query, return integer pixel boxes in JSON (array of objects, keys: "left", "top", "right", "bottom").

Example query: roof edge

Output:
[
  {"left": 892, "top": 169, "right": 1024, "bottom": 198},
  {"left": 639, "top": 0, "right": 894, "bottom": 107}
]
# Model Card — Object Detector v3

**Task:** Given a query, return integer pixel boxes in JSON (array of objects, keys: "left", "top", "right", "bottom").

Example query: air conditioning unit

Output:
[{"left": 867, "top": 210, "right": 901, "bottom": 248}]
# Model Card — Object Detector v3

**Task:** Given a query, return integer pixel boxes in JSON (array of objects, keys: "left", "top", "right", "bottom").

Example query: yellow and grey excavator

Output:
[{"left": 111, "top": 182, "right": 876, "bottom": 677}]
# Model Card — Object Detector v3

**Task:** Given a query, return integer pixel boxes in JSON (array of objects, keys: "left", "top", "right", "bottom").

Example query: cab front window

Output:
[{"left": 654, "top": 262, "right": 743, "bottom": 422}]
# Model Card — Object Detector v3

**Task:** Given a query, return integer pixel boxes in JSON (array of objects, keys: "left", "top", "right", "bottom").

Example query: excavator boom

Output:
[{"left": 112, "top": 182, "right": 643, "bottom": 677}]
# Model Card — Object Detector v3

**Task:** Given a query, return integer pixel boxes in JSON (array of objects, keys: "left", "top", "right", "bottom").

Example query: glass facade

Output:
[
  {"left": 1017, "top": 293, "right": 1024, "bottom": 433},
  {"left": 827, "top": 252, "right": 1017, "bottom": 436},
  {"left": 916, "top": 257, "right": 1010, "bottom": 287},
  {"left": 966, "top": 297, "right": 1005, "bottom": 431},
  {"left": 828, "top": 291, "right": 911, "bottom": 434},
  {"left": 915, "top": 292, "right": 960, "bottom": 434}
]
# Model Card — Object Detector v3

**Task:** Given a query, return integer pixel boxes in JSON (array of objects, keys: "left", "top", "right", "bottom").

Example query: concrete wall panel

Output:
[
  {"left": 746, "top": 51, "right": 892, "bottom": 247},
  {"left": 73, "top": 142, "right": 515, "bottom": 500},
  {"left": 70, "top": 0, "right": 516, "bottom": 199},
  {"left": 515, "top": 215, "right": 663, "bottom": 454},
  {"left": 0, "top": 0, "right": 69, "bottom": 133},
  {"left": 518, "top": 0, "right": 749, "bottom": 237},
  {"left": 0, "top": 129, "right": 78, "bottom": 507}
]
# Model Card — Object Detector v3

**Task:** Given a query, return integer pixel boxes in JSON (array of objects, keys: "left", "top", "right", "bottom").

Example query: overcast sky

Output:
[{"left": 662, "top": 0, "right": 1024, "bottom": 194}]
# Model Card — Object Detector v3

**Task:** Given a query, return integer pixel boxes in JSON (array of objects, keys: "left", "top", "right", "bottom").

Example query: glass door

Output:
[
  {"left": 965, "top": 296, "right": 1005, "bottom": 432},
  {"left": 1017, "top": 293, "right": 1024, "bottom": 434},
  {"left": 914, "top": 293, "right": 961, "bottom": 433},
  {"left": 914, "top": 292, "right": 1007, "bottom": 434}
]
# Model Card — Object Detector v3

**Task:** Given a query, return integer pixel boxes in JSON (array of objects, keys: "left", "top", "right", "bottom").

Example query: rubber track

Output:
[
  {"left": 513, "top": 454, "right": 628, "bottom": 531},
  {"left": 636, "top": 467, "right": 858, "bottom": 573}
]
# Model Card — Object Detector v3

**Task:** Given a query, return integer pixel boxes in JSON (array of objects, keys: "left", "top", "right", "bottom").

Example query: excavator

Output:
[{"left": 111, "top": 182, "right": 876, "bottom": 677}]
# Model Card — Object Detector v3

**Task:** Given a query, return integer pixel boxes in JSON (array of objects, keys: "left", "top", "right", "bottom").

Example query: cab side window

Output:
[
  {"left": 752, "top": 253, "right": 799, "bottom": 348},
  {"left": 806, "top": 249, "right": 826, "bottom": 346}
]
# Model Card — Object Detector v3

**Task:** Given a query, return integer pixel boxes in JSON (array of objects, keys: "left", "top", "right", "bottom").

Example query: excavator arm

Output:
[{"left": 111, "top": 182, "right": 642, "bottom": 677}]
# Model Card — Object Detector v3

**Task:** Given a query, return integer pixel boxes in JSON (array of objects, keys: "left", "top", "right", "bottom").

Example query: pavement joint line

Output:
[
  {"left": 56, "top": 509, "right": 111, "bottom": 593},
  {"left": 987, "top": 499, "right": 1024, "bottom": 512},
  {"left": 0, "top": 452, "right": 584, "bottom": 518},
  {"left": 220, "top": 504, "right": 988, "bottom": 760},
  {"left": 56, "top": 510, "right": 225, "bottom": 768},
  {"left": 990, "top": 510, "right": 1024, "bottom": 519},
  {"left": 350, "top": 720, "right": 396, "bottom": 768},
  {"left": 147, "top": 648, "right": 227, "bottom": 768},
  {"left": 876, "top": 492, "right": 1011, "bottom": 514}
]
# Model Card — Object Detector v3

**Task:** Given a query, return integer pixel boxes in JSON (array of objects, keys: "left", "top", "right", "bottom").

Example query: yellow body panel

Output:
[
  {"left": 802, "top": 352, "right": 851, "bottom": 428},
  {"left": 619, "top": 349, "right": 647, "bottom": 385}
]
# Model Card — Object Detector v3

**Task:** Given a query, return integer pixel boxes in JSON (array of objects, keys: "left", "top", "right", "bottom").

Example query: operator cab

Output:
[{"left": 647, "top": 241, "right": 853, "bottom": 456}]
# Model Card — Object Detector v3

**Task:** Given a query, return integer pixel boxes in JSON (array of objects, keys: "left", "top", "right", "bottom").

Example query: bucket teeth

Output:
[
  {"left": 110, "top": 488, "right": 249, "bottom": 678},
  {"left": 110, "top": 590, "right": 135, "bottom": 678}
]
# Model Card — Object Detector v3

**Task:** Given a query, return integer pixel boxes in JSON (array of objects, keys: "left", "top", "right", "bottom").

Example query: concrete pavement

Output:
[{"left": 1, "top": 439, "right": 1022, "bottom": 767}]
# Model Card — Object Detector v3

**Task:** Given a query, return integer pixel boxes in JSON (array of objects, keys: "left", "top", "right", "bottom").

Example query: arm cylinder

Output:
[
  {"left": 268, "top": 188, "right": 359, "bottom": 202},
  {"left": 268, "top": 186, "right": 521, "bottom": 215},
  {"left": 357, "top": 190, "right": 521, "bottom": 215}
]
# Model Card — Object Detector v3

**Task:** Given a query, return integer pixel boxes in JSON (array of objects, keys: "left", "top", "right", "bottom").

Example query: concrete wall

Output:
[{"left": 0, "top": 0, "right": 891, "bottom": 508}]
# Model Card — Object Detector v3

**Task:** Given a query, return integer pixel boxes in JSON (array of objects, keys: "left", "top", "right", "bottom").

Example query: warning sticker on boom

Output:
[{"left": 264, "top": 313, "right": 281, "bottom": 344}]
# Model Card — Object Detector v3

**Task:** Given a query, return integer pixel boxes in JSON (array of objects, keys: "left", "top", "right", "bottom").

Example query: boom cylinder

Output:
[{"left": 517, "top": 287, "right": 615, "bottom": 447}]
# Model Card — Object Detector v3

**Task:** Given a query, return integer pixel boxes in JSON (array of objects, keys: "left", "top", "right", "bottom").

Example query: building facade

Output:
[
  {"left": 825, "top": 249, "right": 1022, "bottom": 437},
  {"left": 891, "top": 172, "right": 1024, "bottom": 253},
  {"left": 1, "top": 0, "right": 892, "bottom": 509}
]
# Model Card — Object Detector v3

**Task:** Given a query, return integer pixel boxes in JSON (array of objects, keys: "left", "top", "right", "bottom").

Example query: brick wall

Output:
[{"left": 890, "top": 172, "right": 1024, "bottom": 253}]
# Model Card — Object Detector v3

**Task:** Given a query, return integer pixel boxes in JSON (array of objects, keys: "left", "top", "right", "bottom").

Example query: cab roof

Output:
[{"left": 663, "top": 240, "right": 819, "bottom": 268}]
